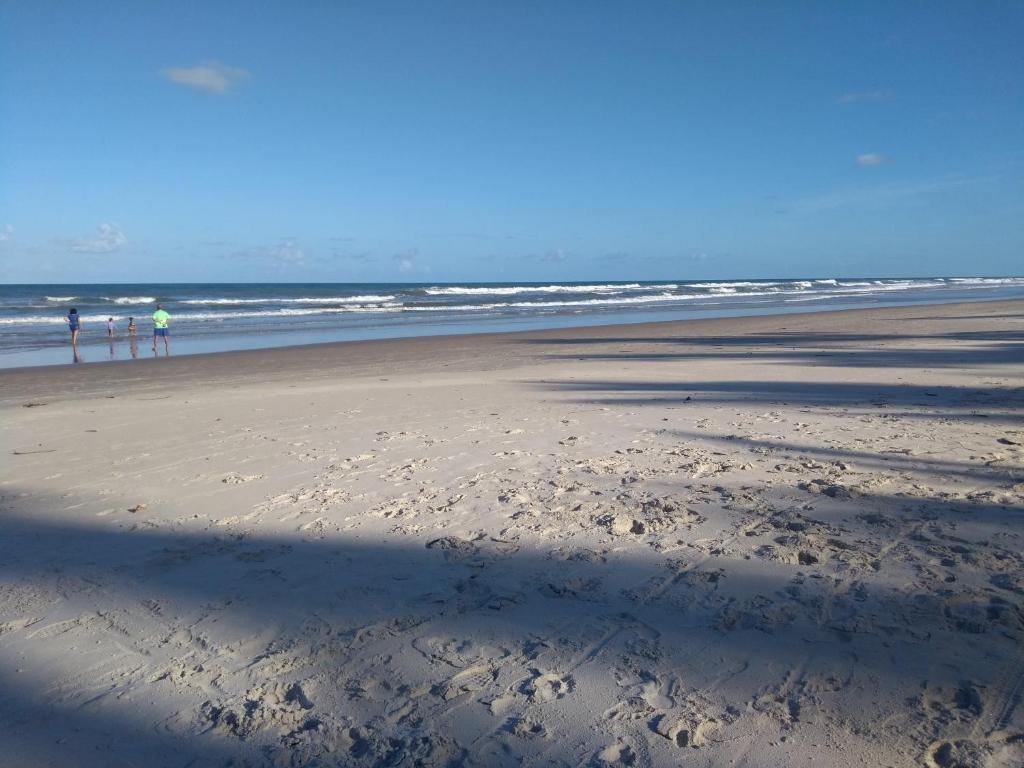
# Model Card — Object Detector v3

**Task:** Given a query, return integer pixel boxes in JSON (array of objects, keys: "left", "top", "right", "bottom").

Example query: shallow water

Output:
[{"left": 2, "top": 277, "right": 1022, "bottom": 368}]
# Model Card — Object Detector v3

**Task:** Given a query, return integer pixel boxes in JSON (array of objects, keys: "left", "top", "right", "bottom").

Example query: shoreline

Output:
[
  {"left": 2, "top": 292, "right": 1015, "bottom": 376},
  {"left": 3, "top": 287, "right": 1023, "bottom": 371},
  {"left": 2, "top": 296, "right": 1021, "bottom": 399}
]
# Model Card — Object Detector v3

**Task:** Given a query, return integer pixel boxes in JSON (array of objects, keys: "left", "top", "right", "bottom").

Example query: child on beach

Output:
[
  {"left": 127, "top": 317, "right": 138, "bottom": 358},
  {"left": 107, "top": 317, "right": 115, "bottom": 337}
]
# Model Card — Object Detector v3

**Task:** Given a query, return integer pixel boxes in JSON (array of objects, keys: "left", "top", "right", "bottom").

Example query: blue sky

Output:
[{"left": 1, "top": 1, "right": 1021, "bottom": 283}]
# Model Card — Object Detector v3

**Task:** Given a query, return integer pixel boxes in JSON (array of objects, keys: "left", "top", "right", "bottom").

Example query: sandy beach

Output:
[{"left": 1, "top": 299, "right": 1022, "bottom": 768}]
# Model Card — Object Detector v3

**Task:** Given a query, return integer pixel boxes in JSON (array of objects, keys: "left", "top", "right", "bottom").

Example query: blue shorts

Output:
[{"left": 154, "top": 328, "right": 169, "bottom": 337}]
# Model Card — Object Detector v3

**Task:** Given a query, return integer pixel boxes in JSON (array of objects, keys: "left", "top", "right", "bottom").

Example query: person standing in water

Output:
[
  {"left": 66, "top": 308, "right": 81, "bottom": 347},
  {"left": 127, "top": 317, "right": 138, "bottom": 359},
  {"left": 106, "top": 317, "right": 117, "bottom": 359},
  {"left": 152, "top": 304, "right": 170, "bottom": 355}
]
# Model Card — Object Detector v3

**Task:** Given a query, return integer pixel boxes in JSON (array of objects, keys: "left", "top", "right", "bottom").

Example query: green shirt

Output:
[{"left": 153, "top": 309, "right": 170, "bottom": 329}]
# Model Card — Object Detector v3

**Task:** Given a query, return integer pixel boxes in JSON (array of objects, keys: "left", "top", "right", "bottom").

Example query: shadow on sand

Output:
[
  {"left": 525, "top": 327, "right": 1024, "bottom": 370},
  {"left": 1, "top": 477, "right": 1022, "bottom": 767}
]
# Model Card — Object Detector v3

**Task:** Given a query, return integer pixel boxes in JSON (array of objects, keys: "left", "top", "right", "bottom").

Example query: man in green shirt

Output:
[{"left": 152, "top": 304, "right": 171, "bottom": 355}]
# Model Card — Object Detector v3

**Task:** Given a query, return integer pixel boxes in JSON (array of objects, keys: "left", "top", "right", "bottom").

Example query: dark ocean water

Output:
[{"left": 2, "top": 277, "right": 1022, "bottom": 368}]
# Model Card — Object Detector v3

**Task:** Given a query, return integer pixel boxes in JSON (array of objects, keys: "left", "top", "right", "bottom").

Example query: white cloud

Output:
[
  {"left": 162, "top": 61, "right": 249, "bottom": 93},
  {"left": 393, "top": 249, "right": 419, "bottom": 273},
  {"left": 0, "top": 224, "right": 12, "bottom": 243},
  {"left": 66, "top": 223, "right": 127, "bottom": 253},
  {"left": 856, "top": 153, "right": 886, "bottom": 167},
  {"left": 837, "top": 91, "right": 893, "bottom": 104},
  {"left": 786, "top": 174, "right": 974, "bottom": 215},
  {"left": 270, "top": 240, "right": 304, "bottom": 266},
  {"left": 228, "top": 239, "right": 305, "bottom": 267},
  {"left": 332, "top": 250, "right": 375, "bottom": 262}
]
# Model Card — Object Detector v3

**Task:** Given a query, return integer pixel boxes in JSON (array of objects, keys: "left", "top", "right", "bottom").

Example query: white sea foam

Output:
[
  {"left": 6, "top": 277, "right": 1022, "bottom": 333},
  {"left": 948, "top": 277, "right": 1024, "bottom": 285},
  {"left": 107, "top": 296, "right": 157, "bottom": 304},
  {"left": 171, "top": 305, "right": 403, "bottom": 320},
  {"left": 180, "top": 295, "right": 396, "bottom": 305},
  {"left": 39, "top": 295, "right": 154, "bottom": 305},
  {"left": 422, "top": 283, "right": 671, "bottom": 296},
  {"left": 0, "top": 316, "right": 79, "bottom": 325},
  {"left": 406, "top": 293, "right": 706, "bottom": 311},
  {"left": 0, "top": 304, "right": 404, "bottom": 325},
  {"left": 689, "top": 281, "right": 786, "bottom": 289},
  {"left": 851, "top": 280, "right": 946, "bottom": 292}
]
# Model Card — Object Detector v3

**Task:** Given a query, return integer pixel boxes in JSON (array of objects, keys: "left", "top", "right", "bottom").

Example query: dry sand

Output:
[{"left": 1, "top": 300, "right": 1022, "bottom": 768}]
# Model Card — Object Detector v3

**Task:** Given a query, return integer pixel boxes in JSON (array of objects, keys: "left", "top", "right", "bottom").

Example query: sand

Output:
[{"left": 1, "top": 299, "right": 1022, "bottom": 768}]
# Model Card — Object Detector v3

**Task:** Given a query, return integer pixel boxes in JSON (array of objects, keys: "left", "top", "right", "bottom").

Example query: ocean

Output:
[{"left": 2, "top": 276, "right": 1022, "bottom": 368}]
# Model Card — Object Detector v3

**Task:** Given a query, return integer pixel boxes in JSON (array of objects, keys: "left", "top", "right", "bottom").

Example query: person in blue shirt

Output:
[{"left": 66, "top": 308, "right": 81, "bottom": 347}]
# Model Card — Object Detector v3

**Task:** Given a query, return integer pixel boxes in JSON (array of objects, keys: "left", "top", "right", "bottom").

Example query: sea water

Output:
[{"left": 1, "top": 277, "right": 1022, "bottom": 368}]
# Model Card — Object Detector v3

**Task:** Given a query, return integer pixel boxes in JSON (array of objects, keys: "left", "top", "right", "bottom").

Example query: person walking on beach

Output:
[
  {"left": 107, "top": 317, "right": 115, "bottom": 337},
  {"left": 66, "top": 308, "right": 81, "bottom": 347},
  {"left": 152, "top": 304, "right": 170, "bottom": 355}
]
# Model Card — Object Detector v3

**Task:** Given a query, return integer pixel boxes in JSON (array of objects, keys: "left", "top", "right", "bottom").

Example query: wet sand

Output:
[{"left": 1, "top": 299, "right": 1022, "bottom": 767}]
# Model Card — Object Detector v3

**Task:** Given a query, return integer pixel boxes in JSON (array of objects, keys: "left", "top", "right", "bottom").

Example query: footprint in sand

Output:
[
  {"left": 522, "top": 670, "right": 573, "bottom": 703},
  {"left": 921, "top": 682, "right": 984, "bottom": 723},
  {"left": 222, "top": 472, "right": 265, "bottom": 484},
  {"left": 436, "top": 665, "right": 496, "bottom": 701},
  {"left": 638, "top": 678, "right": 674, "bottom": 710},
  {"left": 923, "top": 739, "right": 989, "bottom": 768},
  {"left": 507, "top": 716, "right": 546, "bottom": 738},
  {"left": 653, "top": 713, "right": 721, "bottom": 748},
  {"left": 594, "top": 741, "right": 637, "bottom": 765}
]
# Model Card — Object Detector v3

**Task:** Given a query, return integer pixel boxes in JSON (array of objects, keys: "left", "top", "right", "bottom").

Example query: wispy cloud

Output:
[
  {"left": 270, "top": 240, "right": 304, "bottom": 266},
  {"left": 435, "top": 231, "right": 519, "bottom": 242},
  {"left": 592, "top": 251, "right": 629, "bottom": 262},
  {"left": 62, "top": 223, "right": 126, "bottom": 254},
  {"left": 393, "top": 249, "right": 419, "bottom": 274},
  {"left": 162, "top": 61, "right": 249, "bottom": 93},
  {"left": 540, "top": 248, "right": 568, "bottom": 263},
  {"left": 332, "top": 250, "right": 376, "bottom": 263},
  {"left": 0, "top": 224, "right": 12, "bottom": 243},
  {"left": 785, "top": 174, "right": 976, "bottom": 215},
  {"left": 856, "top": 153, "right": 886, "bottom": 167},
  {"left": 227, "top": 239, "right": 305, "bottom": 267},
  {"left": 837, "top": 91, "right": 893, "bottom": 105},
  {"left": 590, "top": 250, "right": 716, "bottom": 266}
]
